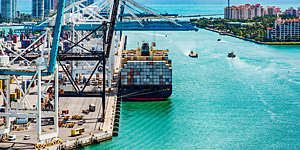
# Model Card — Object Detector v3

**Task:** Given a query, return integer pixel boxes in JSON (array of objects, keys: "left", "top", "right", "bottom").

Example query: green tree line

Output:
[{"left": 190, "top": 15, "right": 297, "bottom": 42}]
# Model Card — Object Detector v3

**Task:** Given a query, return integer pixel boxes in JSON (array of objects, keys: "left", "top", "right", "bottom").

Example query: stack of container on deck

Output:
[{"left": 121, "top": 61, "right": 172, "bottom": 86}]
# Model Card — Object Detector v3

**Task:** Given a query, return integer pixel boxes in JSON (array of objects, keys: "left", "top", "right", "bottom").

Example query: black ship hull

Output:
[{"left": 120, "top": 85, "right": 172, "bottom": 101}]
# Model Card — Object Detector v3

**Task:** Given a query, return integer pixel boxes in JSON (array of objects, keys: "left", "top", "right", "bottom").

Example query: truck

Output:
[
  {"left": 71, "top": 128, "right": 85, "bottom": 136},
  {"left": 8, "top": 135, "right": 16, "bottom": 141}
]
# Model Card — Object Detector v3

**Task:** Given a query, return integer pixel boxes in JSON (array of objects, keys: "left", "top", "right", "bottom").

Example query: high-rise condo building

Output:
[
  {"left": 32, "top": 0, "right": 45, "bottom": 18},
  {"left": 267, "top": 18, "right": 300, "bottom": 41},
  {"left": 224, "top": 4, "right": 265, "bottom": 20},
  {"left": 1, "top": 0, "right": 17, "bottom": 19},
  {"left": 284, "top": 7, "right": 297, "bottom": 16},
  {"left": 267, "top": 6, "right": 281, "bottom": 16},
  {"left": 44, "top": 0, "right": 52, "bottom": 16}
]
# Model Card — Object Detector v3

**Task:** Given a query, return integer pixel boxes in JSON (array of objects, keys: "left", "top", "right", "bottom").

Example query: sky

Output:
[
  {"left": 6, "top": 0, "right": 300, "bottom": 14},
  {"left": 135, "top": 0, "right": 300, "bottom": 5}
]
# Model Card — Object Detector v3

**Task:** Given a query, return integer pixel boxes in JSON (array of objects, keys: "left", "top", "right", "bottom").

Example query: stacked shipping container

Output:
[
  {"left": 121, "top": 61, "right": 172, "bottom": 86},
  {"left": 120, "top": 42, "right": 172, "bottom": 100}
]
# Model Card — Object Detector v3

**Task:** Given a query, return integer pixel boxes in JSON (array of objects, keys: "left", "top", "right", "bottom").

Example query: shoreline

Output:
[{"left": 204, "top": 27, "right": 300, "bottom": 45}]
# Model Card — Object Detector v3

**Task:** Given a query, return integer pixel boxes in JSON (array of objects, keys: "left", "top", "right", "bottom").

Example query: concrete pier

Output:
[{"left": 0, "top": 35, "right": 126, "bottom": 149}]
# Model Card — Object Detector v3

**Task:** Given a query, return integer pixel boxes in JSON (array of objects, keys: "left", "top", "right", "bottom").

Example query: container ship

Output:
[{"left": 120, "top": 42, "right": 172, "bottom": 101}]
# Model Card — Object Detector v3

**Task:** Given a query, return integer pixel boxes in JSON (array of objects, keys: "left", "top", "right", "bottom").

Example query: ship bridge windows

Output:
[{"left": 141, "top": 43, "right": 150, "bottom": 56}]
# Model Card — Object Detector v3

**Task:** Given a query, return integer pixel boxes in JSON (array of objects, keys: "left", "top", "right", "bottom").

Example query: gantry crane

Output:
[
  {"left": 0, "top": 0, "right": 198, "bottom": 144},
  {"left": 0, "top": 0, "right": 66, "bottom": 142}
]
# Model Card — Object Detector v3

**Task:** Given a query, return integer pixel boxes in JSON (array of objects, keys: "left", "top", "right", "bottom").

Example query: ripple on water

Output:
[{"left": 85, "top": 30, "right": 300, "bottom": 150}]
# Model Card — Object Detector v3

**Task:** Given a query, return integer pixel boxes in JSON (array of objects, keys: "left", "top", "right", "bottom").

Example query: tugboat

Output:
[
  {"left": 227, "top": 52, "right": 236, "bottom": 58},
  {"left": 189, "top": 51, "right": 198, "bottom": 58}
]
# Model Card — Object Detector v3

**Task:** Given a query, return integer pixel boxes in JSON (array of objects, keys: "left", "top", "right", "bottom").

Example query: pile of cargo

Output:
[
  {"left": 21, "top": 39, "right": 34, "bottom": 49},
  {"left": 10, "top": 93, "right": 17, "bottom": 102},
  {"left": 15, "top": 88, "right": 22, "bottom": 99},
  {"left": 121, "top": 61, "right": 172, "bottom": 86},
  {"left": 21, "top": 80, "right": 36, "bottom": 89},
  {"left": 20, "top": 33, "right": 44, "bottom": 49},
  {"left": 0, "top": 80, "right": 3, "bottom": 95},
  {"left": 63, "top": 41, "right": 71, "bottom": 51},
  {"left": 3, "top": 34, "right": 18, "bottom": 43}
]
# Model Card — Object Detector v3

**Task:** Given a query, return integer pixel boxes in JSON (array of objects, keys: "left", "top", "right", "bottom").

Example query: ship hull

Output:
[{"left": 120, "top": 85, "right": 172, "bottom": 101}]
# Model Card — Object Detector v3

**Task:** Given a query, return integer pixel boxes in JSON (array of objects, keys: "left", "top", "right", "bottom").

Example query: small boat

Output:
[
  {"left": 227, "top": 52, "right": 236, "bottom": 58},
  {"left": 217, "top": 39, "right": 222, "bottom": 41},
  {"left": 189, "top": 51, "right": 198, "bottom": 58}
]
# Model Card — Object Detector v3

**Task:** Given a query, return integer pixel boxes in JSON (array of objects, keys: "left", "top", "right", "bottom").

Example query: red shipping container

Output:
[
  {"left": 13, "top": 37, "right": 17, "bottom": 43},
  {"left": 62, "top": 110, "right": 69, "bottom": 114}
]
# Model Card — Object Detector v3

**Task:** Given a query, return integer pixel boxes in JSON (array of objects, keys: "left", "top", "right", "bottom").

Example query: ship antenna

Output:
[{"left": 153, "top": 31, "right": 156, "bottom": 42}]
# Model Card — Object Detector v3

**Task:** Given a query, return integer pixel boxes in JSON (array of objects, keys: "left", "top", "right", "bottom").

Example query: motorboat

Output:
[
  {"left": 227, "top": 52, "right": 236, "bottom": 58},
  {"left": 189, "top": 51, "right": 198, "bottom": 58}
]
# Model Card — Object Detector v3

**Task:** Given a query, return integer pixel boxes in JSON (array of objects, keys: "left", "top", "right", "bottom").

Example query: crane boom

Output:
[
  {"left": 106, "top": 0, "right": 120, "bottom": 58},
  {"left": 48, "top": 0, "right": 67, "bottom": 73},
  {"left": 125, "top": 0, "right": 181, "bottom": 26}
]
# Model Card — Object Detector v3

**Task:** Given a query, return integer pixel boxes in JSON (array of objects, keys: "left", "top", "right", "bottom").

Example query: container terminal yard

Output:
[{"left": 0, "top": 0, "right": 198, "bottom": 149}]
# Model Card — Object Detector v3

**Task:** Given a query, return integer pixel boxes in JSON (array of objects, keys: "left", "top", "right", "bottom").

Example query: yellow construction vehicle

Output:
[
  {"left": 72, "top": 115, "right": 83, "bottom": 120},
  {"left": 71, "top": 128, "right": 85, "bottom": 136}
]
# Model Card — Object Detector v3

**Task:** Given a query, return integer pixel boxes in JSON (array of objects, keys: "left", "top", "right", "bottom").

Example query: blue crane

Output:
[
  {"left": 0, "top": 0, "right": 66, "bottom": 76},
  {"left": 48, "top": 0, "right": 66, "bottom": 73}
]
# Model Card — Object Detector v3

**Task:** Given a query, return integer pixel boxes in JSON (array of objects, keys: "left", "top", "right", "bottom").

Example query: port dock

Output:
[
  {"left": 0, "top": 0, "right": 197, "bottom": 149},
  {"left": 0, "top": 34, "right": 125, "bottom": 149}
]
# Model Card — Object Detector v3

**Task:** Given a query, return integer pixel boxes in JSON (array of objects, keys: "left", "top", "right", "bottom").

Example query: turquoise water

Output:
[
  {"left": 81, "top": 2, "right": 300, "bottom": 150},
  {"left": 83, "top": 26, "right": 300, "bottom": 150}
]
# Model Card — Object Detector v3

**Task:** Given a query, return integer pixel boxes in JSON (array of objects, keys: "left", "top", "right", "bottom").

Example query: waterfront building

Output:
[
  {"left": 284, "top": 7, "right": 297, "bottom": 16},
  {"left": 44, "top": 0, "right": 52, "bottom": 16},
  {"left": 267, "top": 18, "right": 300, "bottom": 41},
  {"left": 32, "top": 0, "right": 58, "bottom": 18},
  {"left": 32, "top": 0, "right": 44, "bottom": 19},
  {"left": 267, "top": 6, "right": 281, "bottom": 15},
  {"left": 1, "top": 0, "right": 17, "bottom": 19},
  {"left": 224, "top": 4, "right": 264, "bottom": 20},
  {"left": 50, "top": 0, "right": 55, "bottom": 10},
  {"left": 52, "top": 0, "right": 57, "bottom": 10}
]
